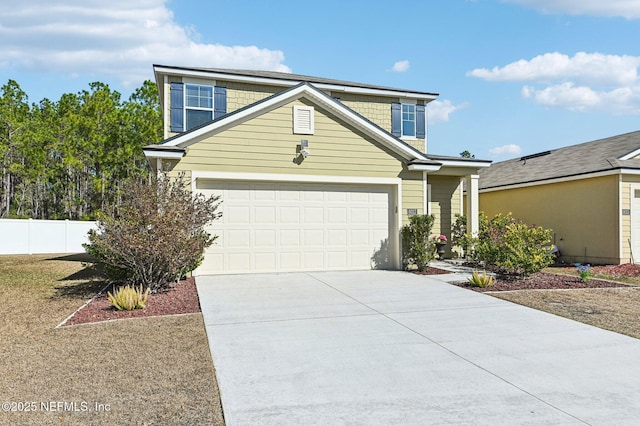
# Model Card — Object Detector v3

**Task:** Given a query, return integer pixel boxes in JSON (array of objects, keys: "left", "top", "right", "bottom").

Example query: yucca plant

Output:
[
  {"left": 107, "top": 284, "right": 150, "bottom": 311},
  {"left": 468, "top": 270, "right": 496, "bottom": 288}
]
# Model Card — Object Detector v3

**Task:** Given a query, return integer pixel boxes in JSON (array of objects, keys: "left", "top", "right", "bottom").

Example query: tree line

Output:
[{"left": 0, "top": 79, "right": 162, "bottom": 220}]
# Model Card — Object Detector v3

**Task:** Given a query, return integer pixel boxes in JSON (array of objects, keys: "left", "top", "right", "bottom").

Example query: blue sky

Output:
[{"left": 1, "top": 0, "right": 640, "bottom": 160}]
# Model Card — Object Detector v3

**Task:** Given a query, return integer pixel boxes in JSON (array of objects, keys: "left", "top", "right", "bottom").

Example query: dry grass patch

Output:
[
  {"left": 0, "top": 254, "right": 224, "bottom": 425},
  {"left": 492, "top": 287, "right": 640, "bottom": 339}
]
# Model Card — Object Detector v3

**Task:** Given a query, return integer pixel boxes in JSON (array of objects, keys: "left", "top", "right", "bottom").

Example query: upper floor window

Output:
[
  {"left": 170, "top": 82, "right": 227, "bottom": 133},
  {"left": 185, "top": 84, "right": 213, "bottom": 130},
  {"left": 401, "top": 104, "right": 416, "bottom": 137},
  {"left": 391, "top": 102, "right": 425, "bottom": 141}
]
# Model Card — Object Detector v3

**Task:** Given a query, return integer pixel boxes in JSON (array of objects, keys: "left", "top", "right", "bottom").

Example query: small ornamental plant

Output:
[
  {"left": 577, "top": 264, "right": 592, "bottom": 283},
  {"left": 468, "top": 270, "right": 496, "bottom": 288},
  {"left": 432, "top": 234, "right": 447, "bottom": 244},
  {"left": 107, "top": 285, "right": 150, "bottom": 311}
]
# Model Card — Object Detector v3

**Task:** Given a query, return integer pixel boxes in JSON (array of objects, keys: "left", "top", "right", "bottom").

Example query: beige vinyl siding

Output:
[
  {"left": 339, "top": 93, "right": 425, "bottom": 152},
  {"left": 224, "top": 81, "right": 281, "bottom": 113},
  {"left": 480, "top": 175, "right": 620, "bottom": 264},
  {"left": 338, "top": 93, "right": 393, "bottom": 132},
  {"left": 173, "top": 100, "right": 403, "bottom": 178},
  {"left": 399, "top": 170, "right": 423, "bottom": 226}
]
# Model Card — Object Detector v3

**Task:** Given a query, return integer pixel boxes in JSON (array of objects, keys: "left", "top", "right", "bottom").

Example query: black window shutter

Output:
[
  {"left": 416, "top": 104, "right": 426, "bottom": 139},
  {"left": 391, "top": 103, "right": 401, "bottom": 137},
  {"left": 214, "top": 87, "right": 227, "bottom": 119},
  {"left": 170, "top": 82, "right": 184, "bottom": 132}
]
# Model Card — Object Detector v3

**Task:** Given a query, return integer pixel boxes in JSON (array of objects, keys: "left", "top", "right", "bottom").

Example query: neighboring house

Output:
[
  {"left": 479, "top": 131, "right": 640, "bottom": 265},
  {"left": 143, "top": 65, "right": 490, "bottom": 275}
]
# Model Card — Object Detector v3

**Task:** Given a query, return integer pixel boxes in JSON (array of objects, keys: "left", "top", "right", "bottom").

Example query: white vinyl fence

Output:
[{"left": 0, "top": 219, "right": 98, "bottom": 255}]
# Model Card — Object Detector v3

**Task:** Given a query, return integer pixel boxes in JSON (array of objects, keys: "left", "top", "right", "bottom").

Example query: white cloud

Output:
[
  {"left": 392, "top": 60, "right": 410, "bottom": 72},
  {"left": 503, "top": 0, "right": 640, "bottom": 19},
  {"left": 427, "top": 100, "right": 469, "bottom": 124},
  {"left": 468, "top": 52, "right": 640, "bottom": 86},
  {"left": 522, "top": 83, "right": 640, "bottom": 113},
  {"left": 0, "top": 1, "right": 290, "bottom": 87},
  {"left": 489, "top": 144, "right": 522, "bottom": 158},
  {"left": 468, "top": 52, "right": 640, "bottom": 114}
]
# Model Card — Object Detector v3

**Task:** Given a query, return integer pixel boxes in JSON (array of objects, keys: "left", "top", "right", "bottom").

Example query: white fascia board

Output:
[
  {"left": 408, "top": 164, "right": 441, "bottom": 172},
  {"left": 143, "top": 149, "right": 184, "bottom": 160},
  {"left": 153, "top": 66, "right": 437, "bottom": 101},
  {"left": 191, "top": 170, "right": 401, "bottom": 186},
  {"left": 619, "top": 148, "right": 640, "bottom": 160},
  {"left": 164, "top": 83, "right": 429, "bottom": 162},
  {"left": 437, "top": 159, "right": 492, "bottom": 168}
]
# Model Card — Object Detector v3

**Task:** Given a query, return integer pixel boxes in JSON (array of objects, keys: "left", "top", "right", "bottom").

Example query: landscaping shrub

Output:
[
  {"left": 84, "top": 173, "right": 221, "bottom": 292},
  {"left": 471, "top": 213, "right": 554, "bottom": 277},
  {"left": 401, "top": 214, "right": 436, "bottom": 271},
  {"left": 108, "top": 285, "right": 150, "bottom": 310},
  {"left": 451, "top": 214, "right": 473, "bottom": 258}
]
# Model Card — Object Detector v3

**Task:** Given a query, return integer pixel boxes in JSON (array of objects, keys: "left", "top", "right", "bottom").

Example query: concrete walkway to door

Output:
[{"left": 196, "top": 270, "right": 640, "bottom": 425}]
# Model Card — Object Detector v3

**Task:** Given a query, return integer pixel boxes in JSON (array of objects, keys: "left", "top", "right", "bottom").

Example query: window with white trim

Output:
[
  {"left": 185, "top": 84, "right": 213, "bottom": 130},
  {"left": 401, "top": 103, "right": 416, "bottom": 137}
]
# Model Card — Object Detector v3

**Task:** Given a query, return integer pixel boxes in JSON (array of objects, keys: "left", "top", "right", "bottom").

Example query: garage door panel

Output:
[
  {"left": 254, "top": 253, "right": 276, "bottom": 270},
  {"left": 350, "top": 229, "right": 370, "bottom": 245},
  {"left": 254, "top": 229, "right": 276, "bottom": 247},
  {"left": 304, "top": 229, "right": 324, "bottom": 246},
  {"left": 197, "top": 181, "right": 393, "bottom": 274},
  {"left": 328, "top": 229, "right": 347, "bottom": 246},
  {"left": 304, "top": 207, "right": 324, "bottom": 223},
  {"left": 227, "top": 230, "right": 250, "bottom": 247},
  {"left": 328, "top": 207, "right": 347, "bottom": 223},
  {"left": 280, "top": 207, "right": 301, "bottom": 224},
  {"left": 280, "top": 229, "right": 301, "bottom": 247},
  {"left": 227, "top": 206, "right": 250, "bottom": 224}
]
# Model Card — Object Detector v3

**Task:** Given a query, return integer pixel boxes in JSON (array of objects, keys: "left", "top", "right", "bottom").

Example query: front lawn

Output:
[{"left": 0, "top": 254, "right": 224, "bottom": 425}]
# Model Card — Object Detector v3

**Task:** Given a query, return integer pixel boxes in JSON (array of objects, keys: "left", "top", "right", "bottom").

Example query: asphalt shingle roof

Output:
[
  {"left": 479, "top": 131, "right": 640, "bottom": 190},
  {"left": 154, "top": 64, "right": 439, "bottom": 97}
]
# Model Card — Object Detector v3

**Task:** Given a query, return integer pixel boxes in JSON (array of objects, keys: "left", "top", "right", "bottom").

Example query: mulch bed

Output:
[
  {"left": 62, "top": 277, "right": 201, "bottom": 326},
  {"left": 451, "top": 271, "right": 630, "bottom": 293},
  {"left": 412, "top": 267, "right": 451, "bottom": 275}
]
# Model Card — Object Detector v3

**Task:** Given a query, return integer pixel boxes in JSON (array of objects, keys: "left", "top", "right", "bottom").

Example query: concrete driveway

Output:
[{"left": 196, "top": 270, "right": 640, "bottom": 425}]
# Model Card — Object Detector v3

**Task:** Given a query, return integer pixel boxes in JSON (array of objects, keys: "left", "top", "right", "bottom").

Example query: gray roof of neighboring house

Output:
[
  {"left": 153, "top": 64, "right": 439, "bottom": 97},
  {"left": 479, "top": 131, "right": 640, "bottom": 190}
]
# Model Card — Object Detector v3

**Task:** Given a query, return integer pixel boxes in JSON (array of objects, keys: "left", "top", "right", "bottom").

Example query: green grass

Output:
[{"left": 0, "top": 254, "right": 224, "bottom": 425}]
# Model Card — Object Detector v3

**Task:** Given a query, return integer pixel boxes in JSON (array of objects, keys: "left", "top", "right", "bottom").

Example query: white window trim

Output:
[
  {"left": 184, "top": 83, "right": 214, "bottom": 130},
  {"left": 400, "top": 102, "right": 417, "bottom": 140}
]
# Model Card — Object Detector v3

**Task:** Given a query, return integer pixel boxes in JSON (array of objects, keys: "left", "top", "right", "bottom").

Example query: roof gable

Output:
[{"left": 158, "top": 82, "right": 429, "bottom": 162}]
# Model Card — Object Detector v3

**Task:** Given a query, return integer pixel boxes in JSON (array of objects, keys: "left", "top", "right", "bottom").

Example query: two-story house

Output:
[{"left": 143, "top": 65, "right": 490, "bottom": 275}]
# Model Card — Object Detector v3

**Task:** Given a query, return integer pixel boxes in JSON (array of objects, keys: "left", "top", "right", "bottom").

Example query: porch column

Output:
[{"left": 466, "top": 174, "right": 479, "bottom": 237}]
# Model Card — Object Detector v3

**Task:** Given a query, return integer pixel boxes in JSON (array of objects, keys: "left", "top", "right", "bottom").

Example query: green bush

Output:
[
  {"left": 84, "top": 172, "right": 221, "bottom": 292},
  {"left": 471, "top": 213, "right": 554, "bottom": 277},
  {"left": 401, "top": 214, "right": 436, "bottom": 271},
  {"left": 451, "top": 214, "right": 473, "bottom": 258},
  {"left": 107, "top": 285, "right": 150, "bottom": 311}
]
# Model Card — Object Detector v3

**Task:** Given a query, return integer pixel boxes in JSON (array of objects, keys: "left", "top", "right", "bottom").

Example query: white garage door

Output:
[{"left": 195, "top": 180, "right": 393, "bottom": 274}]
